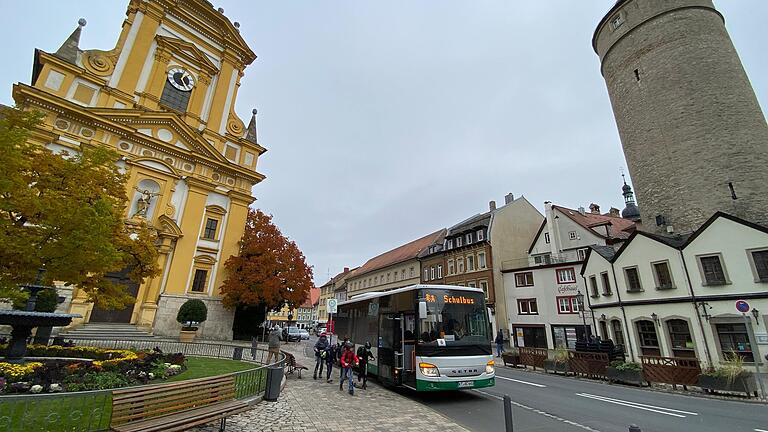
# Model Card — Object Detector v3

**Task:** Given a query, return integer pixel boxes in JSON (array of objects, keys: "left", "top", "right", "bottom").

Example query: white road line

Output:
[
  {"left": 577, "top": 393, "right": 698, "bottom": 416},
  {"left": 473, "top": 390, "right": 602, "bottom": 432},
  {"left": 495, "top": 375, "right": 547, "bottom": 387},
  {"left": 576, "top": 393, "right": 695, "bottom": 418}
]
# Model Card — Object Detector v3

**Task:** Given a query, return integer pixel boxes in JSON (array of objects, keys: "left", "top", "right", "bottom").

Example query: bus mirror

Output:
[{"left": 418, "top": 301, "right": 427, "bottom": 319}]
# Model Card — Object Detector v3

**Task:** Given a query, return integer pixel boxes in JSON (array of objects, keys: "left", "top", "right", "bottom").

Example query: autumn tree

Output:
[
  {"left": 222, "top": 209, "right": 313, "bottom": 314},
  {"left": 0, "top": 106, "right": 160, "bottom": 308}
]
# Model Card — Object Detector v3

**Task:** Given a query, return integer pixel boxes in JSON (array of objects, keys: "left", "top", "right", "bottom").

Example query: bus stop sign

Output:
[
  {"left": 736, "top": 300, "right": 750, "bottom": 313},
  {"left": 327, "top": 298, "right": 338, "bottom": 314}
]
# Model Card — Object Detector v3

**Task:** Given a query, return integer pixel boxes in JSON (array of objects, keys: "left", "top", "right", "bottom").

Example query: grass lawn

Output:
[
  {"left": 166, "top": 356, "right": 256, "bottom": 382},
  {"left": 1, "top": 357, "right": 260, "bottom": 432}
]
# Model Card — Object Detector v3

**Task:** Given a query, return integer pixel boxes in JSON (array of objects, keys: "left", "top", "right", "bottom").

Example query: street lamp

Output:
[
  {"left": 651, "top": 312, "right": 660, "bottom": 326},
  {"left": 576, "top": 290, "right": 588, "bottom": 341}
]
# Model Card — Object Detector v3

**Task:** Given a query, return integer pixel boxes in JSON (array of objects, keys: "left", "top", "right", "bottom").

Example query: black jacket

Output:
[{"left": 495, "top": 332, "right": 504, "bottom": 344}]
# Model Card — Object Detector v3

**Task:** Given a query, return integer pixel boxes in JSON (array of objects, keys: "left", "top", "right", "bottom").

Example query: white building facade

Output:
[{"left": 582, "top": 213, "right": 768, "bottom": 370}]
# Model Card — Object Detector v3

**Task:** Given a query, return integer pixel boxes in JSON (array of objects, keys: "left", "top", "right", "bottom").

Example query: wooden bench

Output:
[
  {"left": 283, "top": 351, "right": 308, "bottom": 379},
  {"left": 110, "top": 375, "right": 249, "bottom": 432}
]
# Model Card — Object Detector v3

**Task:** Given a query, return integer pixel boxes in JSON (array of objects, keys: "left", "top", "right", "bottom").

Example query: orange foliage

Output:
[{"left": 221, "top": 209, "right": 314, "bottom": 311}]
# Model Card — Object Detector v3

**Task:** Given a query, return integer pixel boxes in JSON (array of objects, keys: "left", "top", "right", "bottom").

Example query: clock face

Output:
[{"left": 167, "top": 68, "right": 195, "bottom": 91}]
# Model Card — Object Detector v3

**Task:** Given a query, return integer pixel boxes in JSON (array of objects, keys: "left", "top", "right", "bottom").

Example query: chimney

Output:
[
  {"left": 489, "top": 200, "right": 497, "bottom": 211},
  {"left": 504, "top": 193, "right": 515, "bottom": 205},
  {"left": 609, "top": 207, "right": 620, "bottom": 217},
  {"left": 589, "top": 203, "right": 601, "bottom": 214},
  {"left": 343, "top": 267, "right": 350, "bottom": 273},
  {"left": 578, "top": 206, "right": 586, "bottom": 215}
]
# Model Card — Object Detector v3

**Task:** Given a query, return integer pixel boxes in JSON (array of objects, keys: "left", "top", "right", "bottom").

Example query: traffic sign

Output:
[
  {"left": 327, "top": 298, "right": 338, "bottom": 314},
  {"left": 736, "top": 300, "right": 750, "bottom": 313}
]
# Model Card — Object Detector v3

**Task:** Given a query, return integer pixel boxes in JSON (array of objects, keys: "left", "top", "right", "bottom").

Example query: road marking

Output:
[
  {"left": 576, "top": 393, "right": 697, "bottom": 418},
  {"left": 474, "top": 390, "right": 602, "bottom": 432},
  {"left": 754, "top": 429, "right": 768, "bottom": 432},
  {"left": 495, "top": 375, "right": 547, "bottom": 387}
]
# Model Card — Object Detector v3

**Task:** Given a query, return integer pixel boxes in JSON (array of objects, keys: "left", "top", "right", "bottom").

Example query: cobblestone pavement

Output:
[{"left": 191, "top": 341, "right": 469, "bottom": 432}]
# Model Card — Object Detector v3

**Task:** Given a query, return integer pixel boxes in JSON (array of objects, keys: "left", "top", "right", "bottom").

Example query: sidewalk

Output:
[{"left": 191, "top": 341, "right": 469, "bottom": 432}]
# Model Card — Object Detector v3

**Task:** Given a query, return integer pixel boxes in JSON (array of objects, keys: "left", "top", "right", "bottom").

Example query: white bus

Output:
[{"left": 335, "top": 284, "right": 495, "bottom": 391}]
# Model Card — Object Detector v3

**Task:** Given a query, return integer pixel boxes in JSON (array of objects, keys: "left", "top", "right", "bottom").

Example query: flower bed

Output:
[{"left": 0, "top": 344, "right": 186, "bottom": 394}]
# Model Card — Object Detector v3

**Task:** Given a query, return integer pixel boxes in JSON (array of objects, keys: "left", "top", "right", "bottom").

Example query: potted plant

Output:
[
  {"left": 176, "top": 299, "right": 207, "bottom": 343},
  {"left": 544, "top": 347, "right": 571, "bottom": 374},
  {"left": 501, "top": 347, "right": 520, "bottom": 368},
  {"left": 607, "top": 360, "right": 645, "bottom": 386},
  {"left": 698, "top": 353, "right": 758, "bottom": 397}
]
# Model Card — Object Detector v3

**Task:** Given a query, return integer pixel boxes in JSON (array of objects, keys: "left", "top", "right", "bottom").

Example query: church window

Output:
[
  {"left": 203, "top": 218, "right": 219, "bottom": 240},
  {"left": 160, "top": 80, "right": 192, "bottom": 113},
  {"left": 191, "top": 269, "right": 208, "bottom": 292}
]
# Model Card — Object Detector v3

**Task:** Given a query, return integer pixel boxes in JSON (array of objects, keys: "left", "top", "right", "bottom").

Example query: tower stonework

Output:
[{"left": 594, "top": 0, "right": 768, "bottom": 234}]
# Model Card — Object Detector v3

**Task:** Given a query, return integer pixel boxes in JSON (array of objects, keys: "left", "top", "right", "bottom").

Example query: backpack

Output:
[{"left": 356, "top": 346, "right": 365, "bottom": 358}]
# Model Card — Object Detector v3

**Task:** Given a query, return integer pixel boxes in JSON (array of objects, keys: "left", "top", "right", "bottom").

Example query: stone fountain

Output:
[{"left": 0, "top": 270, "right": 80, "bottom": 361}]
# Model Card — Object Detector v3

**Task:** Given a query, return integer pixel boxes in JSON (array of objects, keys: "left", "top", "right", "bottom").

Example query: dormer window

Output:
[
  {"left": 476, "top": 230, "right": 484, "bottom": 241},
  {"left": 466, "top": 233, "right": 472, "bottom": 244},
  {"left": 456, "top": 237, "right": 463, "bottom": 247},
  {"left": 446, "top": 239, "right": 453, "bottom": 249}
]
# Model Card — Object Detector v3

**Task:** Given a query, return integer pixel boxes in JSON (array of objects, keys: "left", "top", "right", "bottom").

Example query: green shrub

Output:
[
  {"left": 176, "top": 299, "right": 208, "bottom": 330},
  {"left": 609, "top": 360, "right": 642, "bottom": 372},
  {"left": 12, "top": 288, "right": 59, "bottom": 312},
  {"left": 63, "top": 371, "right": 130, "bottom": 391}
]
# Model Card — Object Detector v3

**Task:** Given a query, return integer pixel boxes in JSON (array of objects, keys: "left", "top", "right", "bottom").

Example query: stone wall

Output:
[
  {"left": 594, "top": 0, "right": 768, "bottom": 234},
  {"left": 153, "top": 294, "right": 234, "bottom": 341}
]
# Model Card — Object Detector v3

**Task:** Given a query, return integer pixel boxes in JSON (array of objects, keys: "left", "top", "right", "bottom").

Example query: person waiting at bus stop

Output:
[
  {"left": 313, "top": 334, "right": 329, "bottom": 380},
  {"left": 339, "top": 342, "right": 359, "bottom": 395},
  {"left": 495, "top": 329, "right": 505, "bottom": 358},
  {"left": 356, "top": 341, "right": 375, "bottom": 390}
]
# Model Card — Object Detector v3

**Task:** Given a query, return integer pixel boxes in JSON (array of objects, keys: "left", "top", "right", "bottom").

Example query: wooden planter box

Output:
[
  {"left": 607, "top": 367, "right": 646, "bottom": 386},
  {"left": 698, "top": 373, "right": 758, "bottom": 397},
  {"left": 544, "top": 359, "right": 570, "bottom": 375},
  {"left": 501, "top": 353, "right": 520, "bottom": 367}
]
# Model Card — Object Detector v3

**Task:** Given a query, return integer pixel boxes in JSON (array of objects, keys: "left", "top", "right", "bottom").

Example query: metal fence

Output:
[{"left": 0, "top": 338, "right": 284, "bottom": 432}]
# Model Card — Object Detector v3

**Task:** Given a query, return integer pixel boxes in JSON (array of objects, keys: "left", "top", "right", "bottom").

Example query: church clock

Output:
[{"left": 167, "top": 67, "right": 195, "bottom": 91}]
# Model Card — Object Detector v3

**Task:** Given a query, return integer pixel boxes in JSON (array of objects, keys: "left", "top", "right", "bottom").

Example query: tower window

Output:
[
  {"left": 634, "top": 69, "right": 640, "bottom": 82},
  {"left": 610, "top": 15, "right": 624, "bottom": 30},
  {"left": 160, "top": 81, "right": 191, "bottom": 113}
]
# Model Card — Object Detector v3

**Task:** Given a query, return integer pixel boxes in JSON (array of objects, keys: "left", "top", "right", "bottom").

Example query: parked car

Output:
[
  {"left": 283, "top": 326, "right": 301, "bottom": 342},
  {"left": 299, "top": 329, "right": 310, "bottom": 340}
]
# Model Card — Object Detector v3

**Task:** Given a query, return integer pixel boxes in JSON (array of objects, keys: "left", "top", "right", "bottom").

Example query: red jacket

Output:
[{"left": 340, "top": 349, "right": 359, "bottom": 368}]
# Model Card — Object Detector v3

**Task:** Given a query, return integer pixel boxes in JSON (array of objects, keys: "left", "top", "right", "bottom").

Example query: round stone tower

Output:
[{"left": 594, "top": 0, "right": 768, "bottom": 234}]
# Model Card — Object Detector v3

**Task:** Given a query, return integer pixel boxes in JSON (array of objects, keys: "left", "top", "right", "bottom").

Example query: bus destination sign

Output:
[{"left": 425, "top": 293, "right": 475, "bottom": 305}]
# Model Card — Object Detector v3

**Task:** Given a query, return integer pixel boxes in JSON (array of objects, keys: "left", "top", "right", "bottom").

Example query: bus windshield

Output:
[{"left": 418, "top": 289, "right": 490, "bottom": 352}]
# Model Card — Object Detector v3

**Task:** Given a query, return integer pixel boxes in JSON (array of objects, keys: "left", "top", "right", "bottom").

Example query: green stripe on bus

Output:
[{"left": 415, "top": 377, "right": 495, "bottom": 391}]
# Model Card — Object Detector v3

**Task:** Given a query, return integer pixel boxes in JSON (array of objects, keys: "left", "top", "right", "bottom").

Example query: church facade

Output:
[{"left": 12, "top": 0, "right": 266, "bottom": 340}]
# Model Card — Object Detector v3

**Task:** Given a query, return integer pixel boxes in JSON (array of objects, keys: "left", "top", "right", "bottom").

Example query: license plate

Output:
[{"left": 458, "top": 381, "right": 474, "bottom": 388}]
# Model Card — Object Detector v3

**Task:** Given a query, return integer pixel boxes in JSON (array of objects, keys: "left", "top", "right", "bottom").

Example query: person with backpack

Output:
[
  {"left": 313, "top": 334, "right": 329, "bottom": 380},
  {"left": 356, "top": 342, "right": 375, "bottom": 390},
  {"left": 339, "top": 342, "right": 359, "bottom": 395}
]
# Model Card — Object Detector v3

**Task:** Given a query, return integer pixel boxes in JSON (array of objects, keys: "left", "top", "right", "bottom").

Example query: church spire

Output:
[
  {"left": 621, "top": 174, "right": 641, "bottom": 221},
  {"left": 55, "top": 18, "right": 86, "bottom": 64},
  {"left": 245, "top": 108, "right": 258, "bottom": 144}
]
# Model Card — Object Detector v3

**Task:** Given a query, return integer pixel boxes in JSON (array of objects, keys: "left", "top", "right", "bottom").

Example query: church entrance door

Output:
[{"left": 89, "top": 269, "right": 139, "bottom": 323}]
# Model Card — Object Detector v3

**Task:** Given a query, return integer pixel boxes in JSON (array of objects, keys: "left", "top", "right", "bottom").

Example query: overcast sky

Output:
[{"left": 1, "top": 1, "right": 766, "bottom": 285}]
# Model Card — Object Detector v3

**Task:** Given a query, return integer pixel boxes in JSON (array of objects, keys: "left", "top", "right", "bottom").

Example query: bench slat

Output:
[
  {"left": 113, "top": 380, "right": 234, "bottom": 406},
  {"left": 113, "top": 376, "right": 233, "bottom": 399},
  {"left": 111, "top": 389, "right": 237, "bottom": 424}
]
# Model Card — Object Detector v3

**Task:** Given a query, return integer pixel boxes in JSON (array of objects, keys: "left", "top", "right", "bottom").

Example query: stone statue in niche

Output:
[{"left": 133, "top": 187, "right": 162, "bottom": 218}]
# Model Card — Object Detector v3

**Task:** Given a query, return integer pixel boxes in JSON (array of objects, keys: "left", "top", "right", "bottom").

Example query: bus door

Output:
[
  {"left": 378, "top": 313, "right": 402, "bottom": 385},
  {"left": 402, "top": 313, "right": 417, "bottom": 387}
]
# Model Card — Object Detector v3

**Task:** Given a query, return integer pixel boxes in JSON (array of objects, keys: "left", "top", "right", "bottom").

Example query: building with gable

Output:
[
  {"left": 502, "top": 193, "right": 639, "bottom": 349},
  {"left": 582, "top": 213, "right": 768, "bottom": 369},
  {"left": 12, "top": 0, "right": 266, "bottom": 339}
]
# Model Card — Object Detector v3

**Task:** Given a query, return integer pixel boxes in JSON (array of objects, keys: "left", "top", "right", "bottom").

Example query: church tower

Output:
[
  {"left": 12, "top": 0, "right": 266, "bottom": 339},
  {"left": 593, "top": 0, "right": 768, "bottom": 234}
]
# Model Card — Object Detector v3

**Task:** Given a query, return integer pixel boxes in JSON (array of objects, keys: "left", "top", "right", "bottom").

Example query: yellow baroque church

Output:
[{"left": 11, "top": 0, "right": 266, "bottom": 340}]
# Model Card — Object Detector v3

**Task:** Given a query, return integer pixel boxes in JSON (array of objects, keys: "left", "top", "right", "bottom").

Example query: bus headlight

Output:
[
  {"left": 486, "top": 360, "right": 495, "bottom": 375},
  {"left": 419, "top": 362, "right": 440, "bottom": 377}
]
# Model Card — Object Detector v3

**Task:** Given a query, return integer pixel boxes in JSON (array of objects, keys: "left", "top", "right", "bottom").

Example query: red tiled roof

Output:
[
  {"left": 353, "top": 229, "right": 446, "bottom": 277},
  {"left": 301, "top": 287, "right": 320, "bottom": 308},
  {"left": 553, "top": 205, "right": 637, "bottom": 240}
]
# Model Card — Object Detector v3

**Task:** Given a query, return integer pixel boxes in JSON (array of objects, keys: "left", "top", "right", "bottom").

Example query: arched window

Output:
[
  {"left": 636, "top": 320, "right": 661, "bottom": 356},
  {"left": 667, "top": 319, "right": 695, "bottom": 358},
  {"left": 611, "top": 319, "right": 625, "bottom": 348}
]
